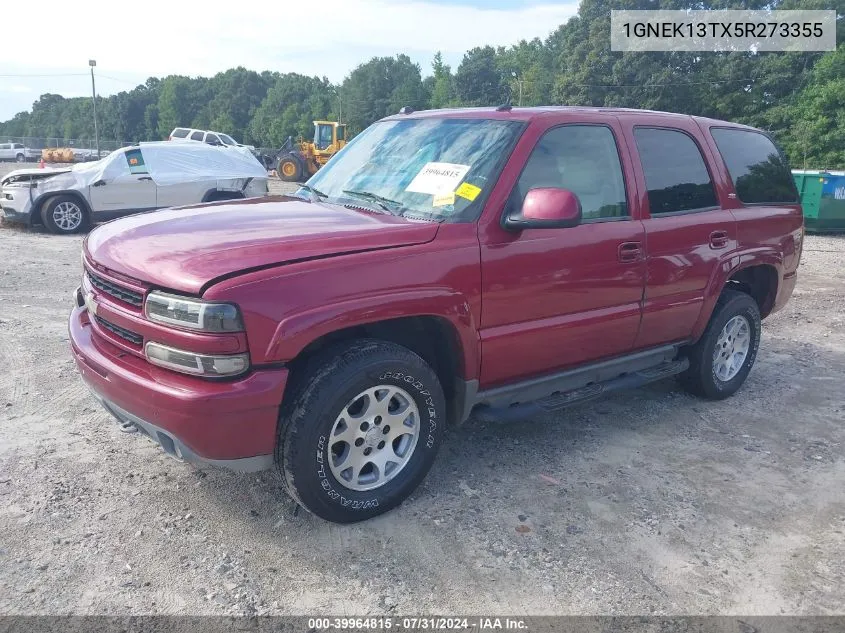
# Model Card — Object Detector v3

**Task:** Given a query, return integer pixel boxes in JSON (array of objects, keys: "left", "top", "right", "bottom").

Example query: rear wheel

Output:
[
  {"left": 678, "top": 289, "right": 761, "bottom": 400},
  {"left": 41, "top": 195, "right": 89, "bottom": 234},
  {"left": 277, "top": 154, "right": 302, "bottom": 182},
  {"left": 276, "top": 340, "right": 447, "bottom": 523}
]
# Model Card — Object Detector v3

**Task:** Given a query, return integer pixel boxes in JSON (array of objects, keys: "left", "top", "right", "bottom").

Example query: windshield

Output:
[
  {"left": 219, "top": 134, "right": 237, "bottom": 146},
  {"left": 304, "top": 118, "right": 524, "bottom": 222}
]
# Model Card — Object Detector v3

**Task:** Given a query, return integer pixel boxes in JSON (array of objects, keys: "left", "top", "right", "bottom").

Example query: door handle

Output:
[
  {"left": 137, "top": 176, "right": 153, "bottom": 181},
  {"left": 618, "top": 241, "right": 642, "bottom": 263},
  {"left": 92, "top": 180, "right": 106, "bottom": 187},
  {"left": 709, "top": 230, "right": 729, "bottom": 249}
]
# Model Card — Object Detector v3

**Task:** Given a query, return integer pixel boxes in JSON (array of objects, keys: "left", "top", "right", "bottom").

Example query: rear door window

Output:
[
  {"left": 190, "top": 131, "right": 204, "bottom": 141},
  {"left": 710, "top": 128, "right": 798, "bottom": 204},
  {"left": 634, "top": 128, "right": 718, "bottom": 215}
]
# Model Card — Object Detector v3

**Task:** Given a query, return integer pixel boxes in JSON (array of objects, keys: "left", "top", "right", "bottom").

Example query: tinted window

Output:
[
  {"left": 171, "top": 128, "right": 190, "bottom": 138},
  {"left": 711, "top": 128, "right": 797, "bottom": 204},
  {"left": 190, "top": 131, "right": 204, "bottom": 141},
  {"left": 12, "top": 143, "right": 23, "bottom": 149},
  {"left": 337, "top": 126, "right": 346, "bottom": 141},
  {"left": 205, "top": 133, "right": 221, "bottom": 145},
  {"left": 634, "top": 128, "right": 718, "bottom": 214},
  {"left": 513, "top": 125, "right": 628, "bottom": 220}
]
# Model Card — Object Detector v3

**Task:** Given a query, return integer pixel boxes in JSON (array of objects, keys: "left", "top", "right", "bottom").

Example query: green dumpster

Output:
[{"left": 792, "top": 169, "right": 845, "bottom": 233}]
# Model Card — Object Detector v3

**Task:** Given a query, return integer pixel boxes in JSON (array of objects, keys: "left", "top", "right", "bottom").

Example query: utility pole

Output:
[
  {"left": 89, "top": 60, "right": 100, "bottom": 158},
  {"left": 338, "top": 88, "right": 343, "bottom": 124}
]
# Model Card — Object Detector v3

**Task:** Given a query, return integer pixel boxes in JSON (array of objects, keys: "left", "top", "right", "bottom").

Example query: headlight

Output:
[
  {"left": 145, "top": 342, "right": 249, "bottom": 377},
  {"left": 144, "top": 291, "right": 243, "bottom": 332}
]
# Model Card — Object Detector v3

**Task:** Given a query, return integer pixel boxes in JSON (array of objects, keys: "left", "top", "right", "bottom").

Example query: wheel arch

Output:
[
  {"left": 34, "top": 191, "right": 92, "bottom": 226},
  {"left": 201, "top": 189, "right": 245, "bottom": 203},
  {"left": 692, "top": 254, "right": 781, "bottom": 340},
  {"left": 271, "top": 300, "right": 479, "bottom": 424}
]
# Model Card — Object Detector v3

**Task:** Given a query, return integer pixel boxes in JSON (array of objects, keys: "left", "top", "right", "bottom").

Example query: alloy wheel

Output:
[
  {"left": 713, "top": 315, "right": 751, "bottom": 382},
  {"left": 328, "top": 385, "right": 420, "bottom": 492},
  {"left": 52, "top": 201, "right": 83, "bottom": 232}
]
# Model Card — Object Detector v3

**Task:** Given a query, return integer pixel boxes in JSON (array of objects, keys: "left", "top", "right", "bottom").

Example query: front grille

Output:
[
  {"left": 87, "top": 271, "right": 143, "bottom": 307},
  {"left": 94, "top": 315, "right": 143, "bottom": 346}
]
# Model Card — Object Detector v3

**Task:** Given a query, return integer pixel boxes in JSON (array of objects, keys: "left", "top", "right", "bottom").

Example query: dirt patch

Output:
[{"left": 0, "top": 219, "right": 843, "bottom": 615}]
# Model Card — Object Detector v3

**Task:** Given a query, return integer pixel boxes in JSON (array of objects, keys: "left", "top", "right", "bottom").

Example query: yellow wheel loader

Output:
[{"left": 275, "top": 121, "right": 347, "bottom": 182}]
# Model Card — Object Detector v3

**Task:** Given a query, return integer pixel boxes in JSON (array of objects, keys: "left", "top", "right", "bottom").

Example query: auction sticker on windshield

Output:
[
  {"left": 456, "top": 182, "right": 482, "bottom": 201},
  {"left": 406, "top": 162, "right": 470, "bottom": 195}
]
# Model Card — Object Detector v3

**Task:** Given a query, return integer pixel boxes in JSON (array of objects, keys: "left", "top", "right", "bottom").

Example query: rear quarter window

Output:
[
  {"left": 710, "top": 128, "right": 798, "bottom": 204},
  {"left": 190, "top": 131, "right": 204, "bottom": 141}
]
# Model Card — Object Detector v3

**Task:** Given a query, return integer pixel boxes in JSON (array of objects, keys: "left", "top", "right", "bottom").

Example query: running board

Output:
[{"left": 472, "top": 358, "right": 689, "bottom": 423}]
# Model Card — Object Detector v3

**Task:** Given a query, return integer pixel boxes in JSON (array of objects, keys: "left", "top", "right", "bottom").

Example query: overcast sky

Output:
[{"left": 0, "top": 0, "right": 578, "bottom": 121}]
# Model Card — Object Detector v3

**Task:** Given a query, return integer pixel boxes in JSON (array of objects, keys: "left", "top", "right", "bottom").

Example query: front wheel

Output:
[
  {"left": 15, "top": 153, "right": 25, "bottom": 163},
  {"left": 277, "top": 154, "right": 302, "bottom": 182},
  {"left": 41, "top": 195, "right": 89, "bottom": 234},
  {"left": 678, "top": 289, "right": 761, "bottom": 400},
  {"left": 276, "top": 340, "right": 447, "bottom": 523}
]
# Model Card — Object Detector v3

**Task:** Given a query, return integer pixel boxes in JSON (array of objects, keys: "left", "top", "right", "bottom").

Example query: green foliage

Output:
[
  {"left": 341, "top": 55, "right": 429, "bottom": 134},
  {"left": 1, "top": 0, "right": 842, "bottom": 168}
]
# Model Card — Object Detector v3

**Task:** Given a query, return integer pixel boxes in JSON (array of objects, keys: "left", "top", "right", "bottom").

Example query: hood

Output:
[
  {"left": 85, "top": 197, "right": 440, "bottom": 294},
  {"left": 1, "top": 167, "right": 72, "bottom": 185}
]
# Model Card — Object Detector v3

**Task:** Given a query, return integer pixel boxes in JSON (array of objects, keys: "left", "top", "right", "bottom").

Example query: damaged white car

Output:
[{"left": 1, "top": 142, "right": 268, "bottom": 234}]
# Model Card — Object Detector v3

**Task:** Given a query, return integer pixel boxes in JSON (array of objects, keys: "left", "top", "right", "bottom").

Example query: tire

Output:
[
  {"left": 41, "top": 195, "right": 89, "bottom": 234},
  {"left": 277, "top": 154, "right": 302, "bottom": 182},
  {"left": 15, "top": 153, "right": 25, "bottom": 163},
  {"left": 678, "top": 289, "right": 761, "bottom": 400},
  {"left": 276, "top": 339, "right": 447, "bottom": 523}
]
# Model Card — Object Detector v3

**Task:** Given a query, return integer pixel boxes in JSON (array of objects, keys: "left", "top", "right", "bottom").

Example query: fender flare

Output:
[
  {"left": 691, "top": 249, "right": 783, "bottom": 340},
  {"left": 263, "top": 288, "right": 480, "bottom": 380},
  {"left": 31, "top": 190, "right": 92, "bottom": 225}
]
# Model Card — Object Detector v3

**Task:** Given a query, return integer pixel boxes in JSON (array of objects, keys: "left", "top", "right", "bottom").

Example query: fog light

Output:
[{"left": 145, "top": 342, "right": 249, "bottom": 377}]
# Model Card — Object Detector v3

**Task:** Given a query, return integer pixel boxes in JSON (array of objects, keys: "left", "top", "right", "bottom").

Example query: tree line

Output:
[{"left": 1, "top": 0, "right": 842, "bottom": 168}]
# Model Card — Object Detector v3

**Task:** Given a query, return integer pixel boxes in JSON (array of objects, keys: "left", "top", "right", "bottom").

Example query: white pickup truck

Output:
[{"left": 0, "top": 142, "right": 40, "bottom": 163}]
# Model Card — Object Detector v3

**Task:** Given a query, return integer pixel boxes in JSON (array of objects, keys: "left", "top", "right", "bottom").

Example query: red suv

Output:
[{"left": 69, "top": 107, "right": 803, "bottom": 523}]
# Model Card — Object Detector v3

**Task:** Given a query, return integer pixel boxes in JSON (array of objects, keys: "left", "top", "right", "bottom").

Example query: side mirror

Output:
[{"left": 504, "top": 187, "right": 582, "bottom": 230}]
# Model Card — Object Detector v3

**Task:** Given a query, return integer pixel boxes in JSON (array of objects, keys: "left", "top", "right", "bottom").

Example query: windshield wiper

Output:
[
  {"left": 342, "top": 190, "right": 403, "bottom": 215},
  {"left": 296, "top": 184, "right": 328, "bottom": 202}
]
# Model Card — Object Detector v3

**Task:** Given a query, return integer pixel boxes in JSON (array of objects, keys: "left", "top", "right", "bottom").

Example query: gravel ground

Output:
[{"left": 0, "top": 161, "right": 844, "bottom": 615}]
